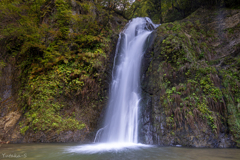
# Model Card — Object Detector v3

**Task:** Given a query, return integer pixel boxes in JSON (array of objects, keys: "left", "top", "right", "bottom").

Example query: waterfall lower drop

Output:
[
  {"left": 68, "top": 17, "right": 159, "bottom": 153},
  {"left": 97, "top": 17, "right": 159, "bottom": 143}
]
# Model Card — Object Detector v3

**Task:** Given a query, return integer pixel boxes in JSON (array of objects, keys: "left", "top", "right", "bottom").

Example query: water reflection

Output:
[{"left": 0, "top": 143, "right": 239, "bottom": 160}]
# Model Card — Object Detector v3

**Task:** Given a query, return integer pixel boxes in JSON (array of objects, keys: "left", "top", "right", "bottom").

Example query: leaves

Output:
[{"left": 0, "top": 0, "right": 113, "bottom": 134}]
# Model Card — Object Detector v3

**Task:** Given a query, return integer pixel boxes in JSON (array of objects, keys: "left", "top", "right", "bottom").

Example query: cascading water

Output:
[
  {"left": 70, "top": 18, "right": 159, "bottom": 153},
  {"left": 95, "top": 17, "right": 159, "bottom": 144}
]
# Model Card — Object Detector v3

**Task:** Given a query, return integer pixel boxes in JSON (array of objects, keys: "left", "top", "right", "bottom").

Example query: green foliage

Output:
[
  {"left": 149, "top": 13, "right": 240, "bottom": 146},
  {"left": 128, "top": 0, "right": 240, "bottom": 23},
  {"left": 0, "top": 0, "right": 113, "bottom": 134},
  {"left": 20, "top": 126, "right": 29, "bottom": 135},
  {"left": 220, "top": 68, "right": 240, "bottom": 147},
  {"left": 20, "top": 64, "right": 88, "bottom": 133}
]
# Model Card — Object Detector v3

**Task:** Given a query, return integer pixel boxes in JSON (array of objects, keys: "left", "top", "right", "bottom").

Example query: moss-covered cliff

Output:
[
  {"left": 0, "top": 0, "right": 126, "bottom": 143},
  {"left": 1, "top": 1, "right": 240, "bottom": 148},
  {"left": 141, "top": 7, "right": 240, "bottom": 148}
]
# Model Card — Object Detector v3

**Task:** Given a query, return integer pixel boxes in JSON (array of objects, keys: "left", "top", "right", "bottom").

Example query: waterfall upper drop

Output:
[{"left": 97, "top": 17, "right": 159, "bottom": 143}]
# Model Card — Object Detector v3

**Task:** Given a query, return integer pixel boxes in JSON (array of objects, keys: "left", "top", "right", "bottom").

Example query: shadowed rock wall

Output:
[{"left": 140, "top": 8, "right": 240, "bottom": 148}]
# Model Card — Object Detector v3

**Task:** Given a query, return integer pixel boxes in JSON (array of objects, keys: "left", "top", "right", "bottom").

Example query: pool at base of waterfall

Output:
[{"left": 0, "top": 143, "right": 239, "bottom": 160}]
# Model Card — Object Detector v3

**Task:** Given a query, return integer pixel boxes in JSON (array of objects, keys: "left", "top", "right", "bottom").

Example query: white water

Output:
[
  {"left": 68, "top": 143, "right": 150, "bottom": 154},
  {"left": 96, "top": 17, "right": 159, "bottom": 144},
  {"left": 70, "top": 18, "right": 159, "bottom": 153}
]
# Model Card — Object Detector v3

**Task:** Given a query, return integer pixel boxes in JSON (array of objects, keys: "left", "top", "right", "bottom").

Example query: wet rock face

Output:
[
  {"left": 0, "top": 12, "right": 126, "bottom": 143},
  {"left": 0, "top": 63, "right": 18, "bottom": 118},
  {"left": 0, "top": 60, "right": 21, "bottom": 143},
  {"left": 135, "top": 19, "right": 156, "bottom": 36},
  {"left": 0, "top": 110, "right": 90, "bottom": 143},
  {"left": 21, "top": 129, "right": 89, "bottom": 143},
  {"left": 140, "top": 8, "right": 240, "bottom": 148}
]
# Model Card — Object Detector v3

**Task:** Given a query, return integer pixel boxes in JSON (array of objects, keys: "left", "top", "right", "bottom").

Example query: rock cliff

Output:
[
  {"left": 140, "top": 7, "right": 240, "bottom": 148},
  {"left": 0, "top": 0, "right": 126, "bottom": 143}
]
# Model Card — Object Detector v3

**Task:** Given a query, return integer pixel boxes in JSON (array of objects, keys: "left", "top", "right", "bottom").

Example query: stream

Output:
[{"left": 0, "top": 143, "right": 239, "bottom": 160}]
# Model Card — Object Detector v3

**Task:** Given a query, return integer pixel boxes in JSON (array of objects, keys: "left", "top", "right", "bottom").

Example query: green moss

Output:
[
  {"left": 20, "top": 126, "right": 29, "bottom": 135},
  {"left": 0, "top": 0, "right": 115, "bottom": 135},
  {"left": 219, "top": 68, "right": 240, "bottom": 146},
  {"left": 150, "top": 14, "right": 240, "bottom": 146}
]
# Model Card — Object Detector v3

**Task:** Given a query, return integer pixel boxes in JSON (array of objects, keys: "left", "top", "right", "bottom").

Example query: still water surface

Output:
[{"left": 0, "top": 143, "right": 239, "bottom": 160}]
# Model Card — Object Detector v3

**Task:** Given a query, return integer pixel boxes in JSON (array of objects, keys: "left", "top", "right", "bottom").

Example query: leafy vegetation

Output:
[
  {"left": 126, "top": 0, "right": 240, "bottom": 23},
  {"left": 0, "top": 0, "right": 122, "bottom": 135},
  {"left": 0, "top": 0, "right": 240, "bottom": 146},
  {"left": 144, "top": 9, "right": 240, "bottom": 146}
]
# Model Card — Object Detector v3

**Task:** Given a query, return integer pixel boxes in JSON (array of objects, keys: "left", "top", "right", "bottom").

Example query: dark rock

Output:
[{"left": 140, "top": 8, "right": 240, "bottom": 148}]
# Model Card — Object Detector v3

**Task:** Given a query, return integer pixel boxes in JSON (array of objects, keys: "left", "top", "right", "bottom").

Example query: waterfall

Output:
[{"left": 96, "top": 17, "right": 159, "bottom": 144}]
